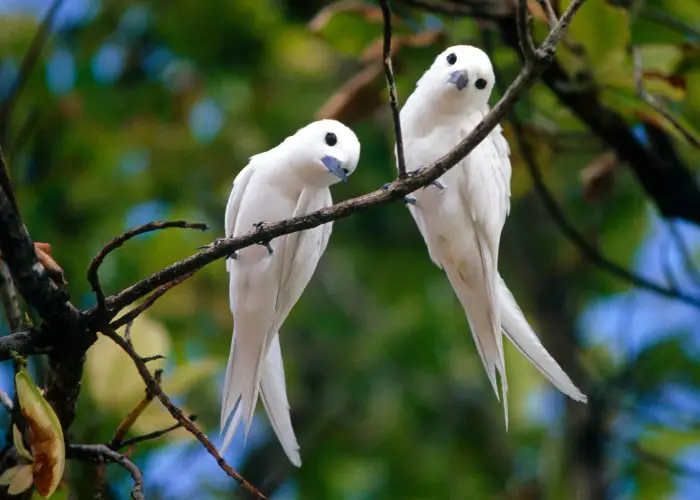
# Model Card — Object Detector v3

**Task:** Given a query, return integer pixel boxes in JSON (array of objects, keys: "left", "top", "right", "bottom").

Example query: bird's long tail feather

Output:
[
  {"left": 443, "top": 262, "right": 509, "bottom": 427},
  {"left": 497, "top": 275, "right": 588, "bottom": 403},
  {"left": 220, "top": 334, "right": 301, "bottom": 466},
  {"left": 219, "top": 317, "right": 269, "bottom": 454}
]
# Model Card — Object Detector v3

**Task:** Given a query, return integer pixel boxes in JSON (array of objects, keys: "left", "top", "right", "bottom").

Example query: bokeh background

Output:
[{"left": 1, "top": 0, "right": 700, "bottom": 498}]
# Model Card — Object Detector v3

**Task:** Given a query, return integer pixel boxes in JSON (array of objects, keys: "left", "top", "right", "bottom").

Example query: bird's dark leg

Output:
[
  {"left": 198, "top": 237, "right": 238, "bottom": 260},
  {"left": 253, "top": 222, "right": 274, "bottom": 255},
  {"left": 408, "top": 165, "right": 445, "bottom": 190}
]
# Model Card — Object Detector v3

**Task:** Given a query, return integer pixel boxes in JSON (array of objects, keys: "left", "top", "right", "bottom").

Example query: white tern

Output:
[
  {"left": 220, "top": 119, "right": 361, "bottom": 466},
  {"left": 396, "top": 45, "right": 587, "bottom": 426}
]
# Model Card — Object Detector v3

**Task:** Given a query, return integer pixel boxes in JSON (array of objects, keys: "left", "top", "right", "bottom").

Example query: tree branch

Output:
[
  {"left": 100, "top": 325, "right": 268, "bottom": 499},
  {"left": 109, "top": 370, "right": 163, "bottom": 449},
  {"left": 115, "top": 417, "right": 194, "bottom": 450},
  {"left": 87, "top": 221, "right": 208, "bottom": 314},
  {"left": 379, "top": 0, "right": 407, "bottom": 178},
  {"left": 110, "top": 272, "right": 195, "bottom": 330},
  {"left": 67, "top": 444, "right": 145, "bottom": 500},
  {"left": 91, "top": 0, "right": 586, "bottom": 322}
]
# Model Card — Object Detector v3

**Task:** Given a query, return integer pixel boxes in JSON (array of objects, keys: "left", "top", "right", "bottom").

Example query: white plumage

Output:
[
  {"left": 220, "top": 119, "right": 361, "bottom": 466},
  {"left": 397, "top": 45, "right": 587, "bottom": 426}
]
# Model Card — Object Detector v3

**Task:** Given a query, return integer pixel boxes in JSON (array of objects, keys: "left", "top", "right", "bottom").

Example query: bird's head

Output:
[
  {"left": 289, "top": 119, "right": 361, "bottom": 187},
  {"left": 415, "top": 45, "right": 495, "bottom": 113}
]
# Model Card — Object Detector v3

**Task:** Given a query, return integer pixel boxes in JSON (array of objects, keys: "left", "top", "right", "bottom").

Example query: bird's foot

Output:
[
  {"left": 428, "top": 179, "right": 445, "bottom": 190},
  {"left": 197, "top": 237, "right": 225, "bottom": 250},
  {"left": 199, "top": 237, "right": 238, "bottom": 260},
  {"left": 408, "top": 165, "right": 445, "bottom": 190},
  {"left": 381, "top": 182, "right": 391, "bottom": 192},
  {"left": 404, "top": 195, "right": 417, "bottom": 205},
  {"left": 253, "top": 222, "right": 274, "bottom": 255}
]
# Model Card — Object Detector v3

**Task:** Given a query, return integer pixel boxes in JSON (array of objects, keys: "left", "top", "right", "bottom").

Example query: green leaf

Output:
[{"left": 563, "top": 0, "right": 630, "bottom": 85}]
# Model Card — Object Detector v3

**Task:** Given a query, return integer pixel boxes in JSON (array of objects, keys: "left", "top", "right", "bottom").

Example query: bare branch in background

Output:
[
  {"left": 538, "top": 0, "right": 559, "bottom": 27},
  {"left": 87, "top": 221, "right": 208, "bottom": 314},
  {"left": 378, "top": 0, "right": 407, "bottom": 178},
  {"left": 67, "top": 444, "right": 145, "bottom": 500},
  {"left": 109, "top": 369, "right": 163, "bottom": 449},
  {"left": 665, "top": 221, "right": 700, "bottom": 292},
  {"left": 116, "top": 417, "right": 194, "bottom": 450},
  {"left": 632, "top": 47, "right": 700, "bottom": 151},
  {"left": 100, "top": 325, "right": 268, "bottom": 499},
  {"left": 110, "top": 272, "right": 195, "bottom": 330}
]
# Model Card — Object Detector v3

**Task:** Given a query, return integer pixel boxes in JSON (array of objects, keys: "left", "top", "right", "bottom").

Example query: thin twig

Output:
[
  {"left": 100, "top": 325, "right": 268, "bottom": 499},
  {"left": 109, "top": 370, "right": 163, "bottom": 449},
  {"left": 67, "top": 444, "right": 145, "bottom": 500},
  {"left": 538, "top": 0, "right": 559, "bottom": 27},
  {"left": 91, "top": 0, "right": 587, "bottom": 321},
  {"left": 640, "top": 8, "right": 700, "bottom": 40},
  {"left": 110, "top": 273, "right": 195, "bottom": 330},
  {"left": 0, "top": 0, "right": 65, "bottom": 145},
  {"left": 116, "top": 416, "right": 196, "bottom": 450},
  {"left": 87, "top": 221, "right": 208, "bottom": 314},
  {"left": 632, "top": 47, "right": 700, "bottom": 150},
  {"left": 517, "top": 0, "right": 537, "bottom": 61},
  {"left": 666, "top": 221, "right": 700, "bottom": 291},
  {"left": 379, "top": 0, "right": 407, "bottom": 178}
]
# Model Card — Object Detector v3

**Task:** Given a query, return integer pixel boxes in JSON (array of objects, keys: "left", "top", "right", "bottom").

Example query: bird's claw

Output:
[
  {"left": 227, "top": 251, "right": 238, "bottom": 261},
  {"left": 253, "top": 222, "right": 274, "bottom": 255},
  {"left": 381, "top": 183, "right": 391, "bottom": 192},
  {"left": 404, "top": 195, "right": 417, "bottom": 206},
  {"left": 429, "top": 179, "right": 445, "bottom": 190},
  {"left": 197, "top": 237, "right": 226, "bottom": 251}
]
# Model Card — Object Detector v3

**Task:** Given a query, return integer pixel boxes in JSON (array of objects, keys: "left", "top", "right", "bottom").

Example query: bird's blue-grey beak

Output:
[
  {"left": 448, "top": 70, "right": 469, "bottom": 91},
  {"left": 322, "top": 155, "right": 348, "bottom": 183}
]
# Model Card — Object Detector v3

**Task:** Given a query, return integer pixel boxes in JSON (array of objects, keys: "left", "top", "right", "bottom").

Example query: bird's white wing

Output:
[
  {"left": 272, "top": 187, "right": 333, "bottom": 335},
  {"left": 224, "top": 163, "right": 256, "bottom": 273},
  {"left": 221, "top": 187, "right": 332, "bottom": 464},
  {"left": 454, "top": 122, "right": 512, "bottom": 424}
]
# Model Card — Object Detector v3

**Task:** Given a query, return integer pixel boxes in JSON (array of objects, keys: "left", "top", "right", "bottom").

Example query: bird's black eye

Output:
[
  {"left": 446, "top": 53, "right": 457, "bottom": 65},
  {"left": 325, "top": 132, "right": 337, "bottom": 146},
  {"left": 475, "top": 78, "right": 487, "bottom": 90}
]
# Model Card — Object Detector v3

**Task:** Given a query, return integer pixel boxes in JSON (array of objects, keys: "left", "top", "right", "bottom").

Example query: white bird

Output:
[
  {"left": 220, "top": 119, "right": 361, "bottom": 466},
  {"left": 396, "top": 45, "right": 587, "bottom": 426}
]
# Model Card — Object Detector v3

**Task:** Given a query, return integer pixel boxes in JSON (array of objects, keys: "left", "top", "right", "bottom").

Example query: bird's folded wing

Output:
[
  {"left": 224, "top": 163, "right": 256, "bottom": 273},
  {"left": 271, "top": 187, "right": 333, "bottom": 335}
]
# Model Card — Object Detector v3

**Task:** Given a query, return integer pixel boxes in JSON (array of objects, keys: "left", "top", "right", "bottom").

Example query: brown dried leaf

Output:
[
  {"left": 34, "top": 242, "right": 52, "bottom": 257},
  {"left": 35, "top": 246, "right": 67, "bottom": 285},
  {"left": 15, "top": 367, "right": 65, "bottom": 498},
  {"left": 580, "top": 151, "right": 618, "bottom": 203},
  {"left": 0, "top": 242, "right": 66, "bottom": 285},
  {"left": 316, "top": 64, "right": 385, "bottom": 123}
]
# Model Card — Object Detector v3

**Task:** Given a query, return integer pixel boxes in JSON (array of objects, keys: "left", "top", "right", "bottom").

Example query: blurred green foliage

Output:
[{"left": 1, "top": 0, "right": 700, "bottom": 498}]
